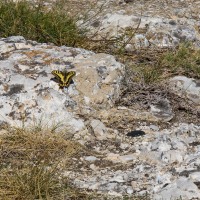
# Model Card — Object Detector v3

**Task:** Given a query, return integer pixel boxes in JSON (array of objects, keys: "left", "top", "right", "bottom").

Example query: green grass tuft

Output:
[
  {"left": 128, "top": 43, "right": 200, "bottom": 85},
  {"left": 160, "top": 43, "right": 200, "bottom": 78},
  {"left": 0, "top": 0, "right": 86, "bottom": 47}
]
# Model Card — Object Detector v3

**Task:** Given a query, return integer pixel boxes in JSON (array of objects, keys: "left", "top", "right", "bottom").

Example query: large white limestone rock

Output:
[{"left": 0, "top": 36, "right": 124, "bottom": 132}]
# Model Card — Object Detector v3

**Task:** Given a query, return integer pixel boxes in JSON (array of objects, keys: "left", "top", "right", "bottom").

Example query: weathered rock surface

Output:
[
  {"left": 82, "top": 0, "right": 200, "bottom": 49},
  {"left": 70, "top": 123, "right": 200, "bottom": 199},
  {"left": 0, "top": 36, "right": 124, "bottom": 131},
  {"left": 169, "top": 76, "right": 200, "bottom": 106},
  {"left": 154, "top": 177, "right": 200, "bottom": 200}
]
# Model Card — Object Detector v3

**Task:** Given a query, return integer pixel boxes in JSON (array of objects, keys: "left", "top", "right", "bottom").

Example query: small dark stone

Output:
[
  {"left": 169, "top": 20, "right": 176, "bottom": 25},
  {"left": 162, "top": 183, "right": 169, "bottom": 188},
  {"left": 124, "top": 0, "right": 134, "bottom": 3},
  {"left": 127, "top": 130, "right": 145, "bottom": 137}
]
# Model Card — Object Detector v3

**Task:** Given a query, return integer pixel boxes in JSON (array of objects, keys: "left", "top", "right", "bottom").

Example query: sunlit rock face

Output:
[
  {"left": 82, "top": 0, "right": 200, "bottom": 49},
  {"left": 0, "top": 36, "right": 124, "bottom": 131},
  {"left": 169, "top": 76, "right": 200, "bottom": 106}
]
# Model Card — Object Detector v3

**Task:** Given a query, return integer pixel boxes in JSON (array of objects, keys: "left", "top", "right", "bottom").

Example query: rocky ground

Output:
[
  {"left": 0, "top": 0, "right": 200, "bottom": 199},
  {"left": 78, "top": 0, "right": 200, "bottom": 49}
]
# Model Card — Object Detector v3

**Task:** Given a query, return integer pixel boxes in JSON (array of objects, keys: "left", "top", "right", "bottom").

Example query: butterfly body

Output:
[{"left": 51, "top": 70, "right": 76, "bottom": 88}]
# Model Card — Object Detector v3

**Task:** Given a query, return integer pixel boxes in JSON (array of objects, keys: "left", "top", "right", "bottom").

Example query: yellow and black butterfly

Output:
[{"left": 51, "top": 70, "right": 76, "bottom": 88}]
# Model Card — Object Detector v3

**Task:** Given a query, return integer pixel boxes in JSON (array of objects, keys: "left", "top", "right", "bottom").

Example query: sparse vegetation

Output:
[
  {"left": 0, "top": 0, "right": 200, "bottom": 199},
  {"left": 0, "top": 127, "right": 86, "bottom": 199},
  {"left": 127, "top": 43, "right": 200, "bottom": 85},
  {"left": 160, "top": 43, "right": 200, "bottom": 79},
  {"left": 0, "top": 0, "right": 86, "bottom": 47}
]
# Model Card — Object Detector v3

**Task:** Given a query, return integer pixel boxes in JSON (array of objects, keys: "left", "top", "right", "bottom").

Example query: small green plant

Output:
[{"left": 160, "top": 43, "right": 200, "bottom": 78}]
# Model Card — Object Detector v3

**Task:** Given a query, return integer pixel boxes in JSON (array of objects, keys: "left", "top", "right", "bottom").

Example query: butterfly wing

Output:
[
  {"left": 62, "top": 71, "right": 76, "bottom": 87},
  {"left": 51, "top": 70, "right": 64, "bottom": 83}
]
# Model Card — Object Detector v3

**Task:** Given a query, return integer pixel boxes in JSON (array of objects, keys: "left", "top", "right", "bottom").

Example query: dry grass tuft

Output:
[{"left": 0, "top": 127, "right": 84, "bottom": 200}]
